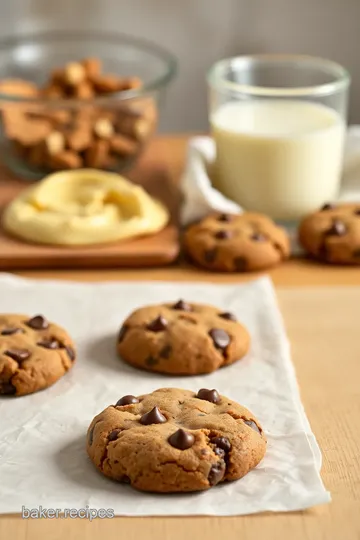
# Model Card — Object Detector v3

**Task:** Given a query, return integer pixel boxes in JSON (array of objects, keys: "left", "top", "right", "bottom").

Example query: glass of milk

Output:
[{"left": 208, "top": 55, "right": 350, "bottom": 221}]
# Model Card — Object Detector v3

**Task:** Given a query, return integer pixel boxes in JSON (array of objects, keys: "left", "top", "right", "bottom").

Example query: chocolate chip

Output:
[
  {"left": 37, "top": 339, "right": 61, "bottom": 350},
  {"left": 211, "top": 436, "right": 232, "bottom": 453},
  {"left": 215, "top": 230, "right": 232, "bottom": 240},
  {"left": 208, "top": 328, "right": 230, "bottom": 350},
  {"left": 251, "top": 232, "right": 266, "bottom": 242},
  {"left": 116, "top": 395, "right": 139, "bottom": 406},
  {"left": 140, "top": 406, "right": 167, "bottom": 425},
  {"left": 353, "top": 249, "right": 360, "bottom": 258},
  {"left": 196, "top": 388, "right": 220, "bottom": 404},
  {"left": 120, "top": 475, "right": 131, "bottom": 484},
  {"left": 26, "top": 315, "right": 48, "bottom": 330},
  {"left": 233, "top": 256, "right": 247, "bottom": 271},
  {"left": 168, "top": 429, "right": 195, "bottom": 450},
  {"left": 145, "top": 355, "right": 158, "bottom": 367},
  {"left": 326, "top": 219, "right": 347, "bottom": 236},
  {"left": 208, "top": 461, "right": 226, "bottom": 485},
  {"left": 4, "top": 348, "right": 31, "bottom": 363},
  {"left": 355, "top": 209, "right": 360, "bottom": 216},
  {"left": 172, "top": 300, "right": 192, "bottom": 311},
  {"left": 1, "top": 328, "right": 24, "bottom": 336},
  {"left": 118, "top": 325, "right": 128, "bottom": 343},
  {"left": 88, "top": 426, "right": 95, "bottom": 446},
  {"left": 204, "top": 248, "right": 217, "bottom": 263},
  {"left": 218, "top": 213, "right": 232, "bottom": 222},
  {"left": 146, "top": 316, "right": 168, "bottom": 332},
  {"left": 0, "top": 381, "right": 16, "bottom": 395},
  {"left": 213, "top": 447, "right": 225, "bottom": 458},
  {"left": 108, "top": 429, "right": 121, "bottom": 441},
  {"left": 244, "top": 419, "right": 261, "bottom": 434},
  {"left": 321, "top": 203, "right": 335, "bottom": 211},
  {"left": 159, "top": 344, "right": 172, "bottom": 359},
  {"left": 219, "top": 312, "right": 237, "bottom": 322},
  {"left": 318, "top": 242, "right": 329, "bottom": 260},
  {"left": 65, "top": 346, "right": 75, "bottom": 361}
]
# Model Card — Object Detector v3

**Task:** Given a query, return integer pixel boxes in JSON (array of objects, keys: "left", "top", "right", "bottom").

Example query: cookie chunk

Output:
[
  {"left": 299, "top": 203, "right": 360, "bottom": 264},
  {"left": 184, "top": 212, "right": 290, "bottom": 272},
  {"left": 87, "top": 387, "right": 266, "bottom": 493},
  {"left": 117, "top": 301, "right": 250, "bottom": 375},
  {"left": 0, "top": 314, "right": 76, "bottom": 396}
]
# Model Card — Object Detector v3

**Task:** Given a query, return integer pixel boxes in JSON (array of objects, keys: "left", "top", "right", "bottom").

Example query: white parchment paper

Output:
[{"left": 0, "top": 274, "right": 330, "bottom": 516}]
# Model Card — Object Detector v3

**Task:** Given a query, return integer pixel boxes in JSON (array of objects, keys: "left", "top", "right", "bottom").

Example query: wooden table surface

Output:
[{"left": 1, "top": 135, "right": 360, "bottom": 540}]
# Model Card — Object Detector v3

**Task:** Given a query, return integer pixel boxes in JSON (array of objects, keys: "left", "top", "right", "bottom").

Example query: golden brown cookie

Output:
[
  {"left": 299, "top": 202, "right": 360, "bottom": 264},
  {"left": 0, "top": 314, "right": 76, "bottom": 396},
  {"left": 87, "top": 387, "right": 266, "bottom": 493},
  {"left": 117, "top": 300, "right": 250, "bottom": 375},
  {"left": 184, "top": 212, "right": 290, "bottom": 272}
]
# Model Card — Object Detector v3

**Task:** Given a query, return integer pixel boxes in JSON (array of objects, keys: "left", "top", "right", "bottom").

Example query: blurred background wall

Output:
[{"left": 0, "top": 0, "right": 358, "bottom": 132}]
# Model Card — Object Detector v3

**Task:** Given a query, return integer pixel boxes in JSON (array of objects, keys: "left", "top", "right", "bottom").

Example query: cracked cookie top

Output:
[
  {"left": 299, "top": 202, "right": 360, "bottom": 264},
  {"left": 184, "top": 212, "right": 290, "bottom": 272},
  {"left": 0, "top": 313, "right": 76, "bottom": 396},
  {"left": 117, "top": 300, "right": 250, "bottom": 375},
  {"left": 86, "top": 387, "right": 266, "bottom": 493}
]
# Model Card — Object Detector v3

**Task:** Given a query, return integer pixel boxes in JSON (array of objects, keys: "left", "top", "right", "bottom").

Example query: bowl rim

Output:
[{"left": 0, "top": 29, "right": 177, "bottom": 104}]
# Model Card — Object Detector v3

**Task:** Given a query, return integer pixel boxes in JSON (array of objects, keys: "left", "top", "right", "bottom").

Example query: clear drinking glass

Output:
[{"left": 208, "top": 55, "right": 350, "bottom": 221}]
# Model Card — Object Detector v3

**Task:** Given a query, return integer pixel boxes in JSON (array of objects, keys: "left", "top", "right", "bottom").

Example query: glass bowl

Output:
[{"left": 0, "top": 31, "right": 177, "bottom": 179}]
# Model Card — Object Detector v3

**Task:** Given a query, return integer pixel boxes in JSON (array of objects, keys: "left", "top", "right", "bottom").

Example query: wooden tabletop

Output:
[{"left": 1, "top": 136, "right": 360, "bottom": 540}]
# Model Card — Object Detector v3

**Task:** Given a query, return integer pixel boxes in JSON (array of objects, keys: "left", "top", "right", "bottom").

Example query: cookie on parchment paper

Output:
[
  {"left": 87, "top": 387, "right": 266, "bottom": 493},
  {"left": 117, "top": 300, "right": 250, "bottom": 375},
  {"left": 0, "top": 313, "right": 76, "bottom": 396}
]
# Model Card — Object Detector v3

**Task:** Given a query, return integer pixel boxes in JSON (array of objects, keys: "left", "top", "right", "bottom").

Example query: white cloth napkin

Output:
[
  {"left": 181, "top": 127, "right": 360, "bottom": 226},
  {"left": 0, "top": 274, "right": 329, "bottom": 516}
]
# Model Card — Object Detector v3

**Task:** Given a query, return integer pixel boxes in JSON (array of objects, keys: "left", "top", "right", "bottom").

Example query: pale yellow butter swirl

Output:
[{"left": 3, "top": 169, "right": 169, "bottom": 246}]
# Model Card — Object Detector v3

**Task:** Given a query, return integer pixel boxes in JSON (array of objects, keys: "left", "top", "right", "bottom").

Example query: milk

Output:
[{"left": 211, "top": 100, "right": 345, "bottom": 220}]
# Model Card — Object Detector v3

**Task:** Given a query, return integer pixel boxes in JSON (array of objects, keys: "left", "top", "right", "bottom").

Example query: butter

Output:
[{"left": 3, "top": 169, "right": 169, "bottom": 246}]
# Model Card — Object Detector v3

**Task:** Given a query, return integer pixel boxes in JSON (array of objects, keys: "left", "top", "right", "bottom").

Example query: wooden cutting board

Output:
[{"left": 0, "top": 139, "right": 181, "bottom": 269}]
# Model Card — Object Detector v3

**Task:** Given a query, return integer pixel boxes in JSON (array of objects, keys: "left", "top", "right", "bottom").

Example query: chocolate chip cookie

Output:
[
  {"left": 87, "top": 387, "right": 266, "bottom": 493},
  {"left": 117, "top": 300, "right": 250, "bottom": 375},
  {"left": 0, "top": 314, "right": 76, "bottom": 396},
  {"left": 184, "top": 212, "right": 290, "bottom": 272},
  {"left": 299, "top": 203, "right": 360, "bottom": 264}
]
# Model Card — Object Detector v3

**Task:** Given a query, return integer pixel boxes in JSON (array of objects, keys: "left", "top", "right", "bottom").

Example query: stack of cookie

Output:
[{"left": 0, "top": 300, "right": 266, "bottom": 494}]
